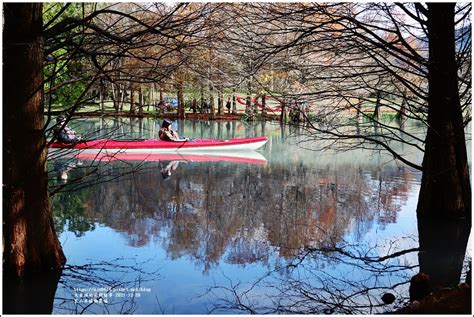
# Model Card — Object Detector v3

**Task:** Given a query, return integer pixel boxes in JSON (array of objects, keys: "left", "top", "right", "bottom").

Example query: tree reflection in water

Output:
[
  {"left": 205, "top": 240, "right": 420, "bottom": 314},
  {"left": 84, "top": 162, "right": 416, "bottom": 263},
  {"left": 50, "top": 156, "right": 430, "bottom": 313},
  {"left": 4, "top": 257, "right": 160, "bottom": 315},
  {"left": 55, "top": 258, "right": 160, "bottom": 314}
]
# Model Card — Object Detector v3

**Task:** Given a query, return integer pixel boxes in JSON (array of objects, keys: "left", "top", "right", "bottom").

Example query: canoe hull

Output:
[{"left": 49, "top": 137, "right": 268, "bottom": 153}]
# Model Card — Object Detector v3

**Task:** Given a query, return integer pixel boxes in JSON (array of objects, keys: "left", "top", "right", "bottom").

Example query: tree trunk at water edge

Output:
[
  {"left": 415, "top": 4, "right": 471, "bottom": 291},
  {"left": 3, "top": 3, "right": 66, "bottom": 277},
  {"left": 416, "top": 3, "right": 471, "bottom": 221}
]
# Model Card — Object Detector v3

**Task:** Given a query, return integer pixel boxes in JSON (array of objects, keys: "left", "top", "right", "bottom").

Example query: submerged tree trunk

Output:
[
  {"left": 3, "top": 3, "right": 66, "bottom": 277},
  {"left": 4, "top": 270, "right": 62, "bottom": 314},
  {"left": 416, "top": 4, "right": 471, "bottom": 291},
  {"left": 417, "top": 217, "right": 470, "bottom": 288}
]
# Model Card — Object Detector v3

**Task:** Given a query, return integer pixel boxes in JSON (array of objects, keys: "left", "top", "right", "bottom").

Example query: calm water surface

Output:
[{"left": 46, "top": 117, "right": 465, "bottom": 314}]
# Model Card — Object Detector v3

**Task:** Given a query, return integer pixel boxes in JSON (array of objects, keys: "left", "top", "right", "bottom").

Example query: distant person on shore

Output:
[
  {"left": 158, "top": 119, "right": 188, "bottom": 141},
  {"left": 53, "top": 115, "right": 81, "bottom": 144},
  {"left": 201, "top": 99, "right": 209, "bottom": 113},
  {"left": 191, "top": 98, "right": 197, "bottom": 113}
]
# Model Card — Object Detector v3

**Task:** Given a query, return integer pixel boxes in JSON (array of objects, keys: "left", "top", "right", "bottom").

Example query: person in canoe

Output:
[
  {"left": 53, "top": 114, "right": 81, "bottom": 144},
  {"left": 158, "top": 119, "right": 188, "bottom": 141}
]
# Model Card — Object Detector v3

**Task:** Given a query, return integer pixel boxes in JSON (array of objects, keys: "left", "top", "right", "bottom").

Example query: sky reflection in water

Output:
[{"left": 50, "top": 118, "right": 424, "bottom": 314}]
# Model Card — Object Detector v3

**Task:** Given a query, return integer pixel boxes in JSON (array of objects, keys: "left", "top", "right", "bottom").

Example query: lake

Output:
[{"left": 46, "top": 117, "right": 469, "bottom": 314}]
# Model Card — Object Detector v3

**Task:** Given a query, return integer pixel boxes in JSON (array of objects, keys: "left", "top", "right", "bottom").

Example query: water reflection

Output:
[
  {"left": 160, "top": 160, "right": 182, "bottom": 180},
  {"left": 70, "top": 151, "right": 268, "bottom": 165},
  {"left": 44, "top": 118, "right": 470, "bottom": 314},
  {"left": 71, "top": 160, "right": 418, "bottom": 265}
]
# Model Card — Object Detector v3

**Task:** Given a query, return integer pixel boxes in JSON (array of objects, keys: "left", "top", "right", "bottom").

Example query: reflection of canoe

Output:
[
  {"left": 50, "top": 136, "right": 268, "bottom": 152},
  {"left": 73, "top": 151, "right": 267, "bottom": 165}
]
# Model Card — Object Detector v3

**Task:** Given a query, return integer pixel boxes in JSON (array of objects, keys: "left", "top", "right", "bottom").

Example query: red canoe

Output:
[{"left": 49, "top": 137, "right": 269, "bottom": 153}]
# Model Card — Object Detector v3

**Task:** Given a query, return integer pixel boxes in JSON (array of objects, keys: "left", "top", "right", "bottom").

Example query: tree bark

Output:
[
  {"left": 3, "top": 3, "right": 66, "bottom": 277},
  {"left": 415, "top": 4, "right": 471, "bottom": 291},
  {"left": 417, "top": 3, "right": 471, "bottom": 220}
]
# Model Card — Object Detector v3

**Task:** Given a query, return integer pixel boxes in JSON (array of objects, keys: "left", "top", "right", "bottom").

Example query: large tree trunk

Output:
[
  {"left": 3, "top": 3, "right": 66, "bottom": 277},
  {"left": 417, "top": 3, "right": 471, "bottom": 220},
  {"left": 416, "top": 3, "right": 471, "bottom": 289}
]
